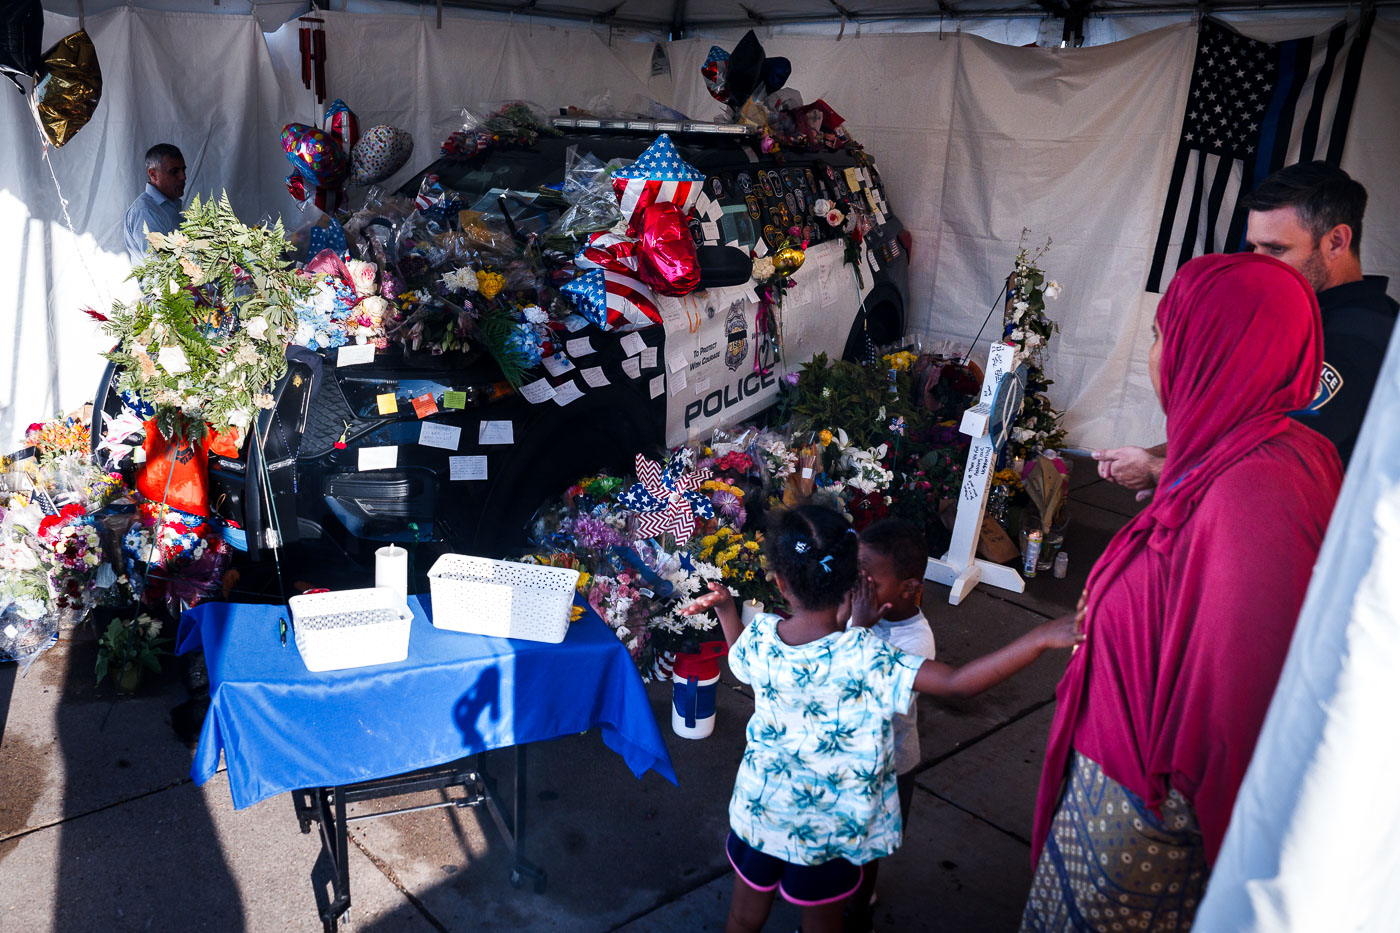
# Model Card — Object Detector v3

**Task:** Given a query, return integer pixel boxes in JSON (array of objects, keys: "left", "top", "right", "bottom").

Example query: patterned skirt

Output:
[{"left": 1020, "top": 752, "right": 1210, "bottom": 933}]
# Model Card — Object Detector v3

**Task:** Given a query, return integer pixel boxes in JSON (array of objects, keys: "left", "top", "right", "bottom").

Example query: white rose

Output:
[
  {"left": 345, "top": 260, "right": 380, "bottom": 299},
  {"left": 228, "top": 409, "right": 252, "bottom": 428},
  {"left": 84, "top": 552, "right": 102, "bottom": 567},
  {"left": 1044, "top": 281, "right": 1061, "bottom": 299},
  {"left": 356, "top": 295, "right": 389, "bottom": 326},
  {"left": 245, "top": 316, "right": 269, "bottom": 341}
]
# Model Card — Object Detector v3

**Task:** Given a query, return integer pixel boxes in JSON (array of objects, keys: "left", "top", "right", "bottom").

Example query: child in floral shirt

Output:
[{"left": 684, "top": 505, "right": 1081, "bottom": 933}]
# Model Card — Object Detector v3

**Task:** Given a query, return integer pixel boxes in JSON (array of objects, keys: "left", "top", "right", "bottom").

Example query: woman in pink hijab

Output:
[{"left": 1020, "top": 253, "right": 1343, "bottom": 932}]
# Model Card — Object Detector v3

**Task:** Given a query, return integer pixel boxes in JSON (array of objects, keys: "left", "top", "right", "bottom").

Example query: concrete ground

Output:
[{"left": 0, "top": 459, "right": 1143, "bottom": 933}]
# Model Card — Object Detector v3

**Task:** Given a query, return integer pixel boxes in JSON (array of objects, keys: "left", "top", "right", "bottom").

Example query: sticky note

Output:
[
  {"left": 376, "top": 393, "right": 398, "bottom": 415},
  {"left": 443, "top": 390, "right": 467, "bottom": 409},
  {"left": 449, "top": 456, "right": 488, "bottom": 481},
  {"left": 552, "top": 379, "right": 584, "bottom": 406},
  {"left": 694, "top": 376, "right": 711, "bottom": 394},
  {"left": 650, "top": 374, "right": 665, "bottom": 399},
  {"left": 565, "top": 336, "right": 595, "bottom": 358},
  {"left": 668, "top": 353, "right": 687, "bottom": 374},
  {"left": 412, "top": 394, "right": 438, "bottom": 418},
  {"left": 478, "top": 421, "right": 514, "bottom": 445},
  {"left": 581, "top": 367, "right": 609, "bottom": 388},
  {"left": 669, "top": 367, "right": 688, "bottom": 395},
  {"left": 359, "top": 446, "right": 398, "bottom": 471},
  {"left": 640, "top": 346, "right": 658, "bottom": 369},
  {"left": 419, "top": 423, "right": 461, "bottom": 450},
  {"left": 337, "top": 343, "right": 375, "bottom": 366},
  {"left": 621, "top": 356, "right": 642, "bottom": 379},
  {"left": 519, "top": 378, "right": 557, "bottom": 404},
  {"left": 542, "top": 354, "right": 575, "bottom": 377},
  {"left": 620, "top": 333, "right": 648, "bottom": 357}
]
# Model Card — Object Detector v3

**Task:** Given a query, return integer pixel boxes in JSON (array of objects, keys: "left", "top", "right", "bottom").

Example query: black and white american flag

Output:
[{"left": 1146, "top": 14, "right": 1375, "bottom": 293}]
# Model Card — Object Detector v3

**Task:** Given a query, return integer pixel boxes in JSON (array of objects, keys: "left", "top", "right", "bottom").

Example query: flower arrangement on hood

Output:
[{"left": 102, "top": 193, "right": 309, "bottom": 445}]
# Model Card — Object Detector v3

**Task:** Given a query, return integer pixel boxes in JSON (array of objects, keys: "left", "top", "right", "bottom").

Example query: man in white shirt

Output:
[{"left": 123, "top": 143, "right": 185, "bottom": 263}]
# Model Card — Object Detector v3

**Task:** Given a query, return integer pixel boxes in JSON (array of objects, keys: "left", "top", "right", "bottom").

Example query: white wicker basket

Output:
[
  {"left": 288, "top": 586, "right": 413, "bottom": 672},
  {"left": 427, "top": 554, "right": 579, "bottom": 643}
]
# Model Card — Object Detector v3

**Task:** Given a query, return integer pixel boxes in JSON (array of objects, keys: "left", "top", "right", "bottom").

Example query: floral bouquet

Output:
[
  {"left": 122, "top": 503, "right": 231, "bottom": 615},
  {"left": 95, "top": 612, "right": 171, "bottom": 693}
]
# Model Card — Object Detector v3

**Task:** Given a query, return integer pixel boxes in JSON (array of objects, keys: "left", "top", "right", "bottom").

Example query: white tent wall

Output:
[
  {"left": 1, "top": 7, "right": 300, "bottom": 450},
  {"left": 310, "top": 9, "right": 660, "bottom": 196}
]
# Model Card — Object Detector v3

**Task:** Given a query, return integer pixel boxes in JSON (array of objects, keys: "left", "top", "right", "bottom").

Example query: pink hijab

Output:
[{"left": 1031, "top": 253, "right": 1343, "bottom": 865}]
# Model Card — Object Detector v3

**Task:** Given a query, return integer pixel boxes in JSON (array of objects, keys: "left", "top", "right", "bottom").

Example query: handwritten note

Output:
[
  {"left": 449, "top": 456, "right": 488, "bottom": 481},
  {"left": 641, "top": 346, "right": 659, "bottom": 369},
  {"left": 419, "top": 423, "right": 461, "bottom": 450},
  {"left": 565, "top": 337, "right": 595, "bottom": 358},
  {"left": 669, "top": 367, "right": 688, "bottom": 396},
  {"left": 519, "top": 378, "right": 557, "bottom": 405},
  {"left": 337, "top": 343, "right": 375, "bottom": 367},
  {"left": 552, "top": 379, "right": 584, "bottom": 406},
  {"left": 580, "top": 367, "right": 610, "bottom": 388},
  {"left": 478, "top": 421, "right": 514, "bottom": 445},
  {"left": 412, "top": 394, "right": 438, "bottom": 418},
  {"left": 443, "top": 390, "right": 467, "bottom": 409},
  {"left": 650, "top": 374, "right": 665, "bottom": 399},
  {"left": 621, "top": 356, "right": 642, "bottom": 379},
  {"left": 542, "top": 353, "right": 575, "bottom": 377},
  {"left": 621, "top": 333, "right": 648, "bottom": 357}
]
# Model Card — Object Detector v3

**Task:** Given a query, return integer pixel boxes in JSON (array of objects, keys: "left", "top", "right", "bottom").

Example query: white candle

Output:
[
  {"left": 375, "top": 545, "right": 408, "bottom": 604},
  {"left": 741, "top": 599, "right": 764, "bottom": 626}
]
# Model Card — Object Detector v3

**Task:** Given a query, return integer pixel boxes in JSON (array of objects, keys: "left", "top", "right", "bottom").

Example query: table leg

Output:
[
  {"left": 291, "top": 786, "right": 353, "bottom": 932},
  {"left": 480, "top": 746, "right": 548, "bottom": 893}
]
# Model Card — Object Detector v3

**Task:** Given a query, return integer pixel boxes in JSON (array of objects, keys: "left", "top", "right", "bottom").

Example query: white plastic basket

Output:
[
  {"left": 427, "top": 554, "right": 579, "bottom": 643},
  {"left": 288, "top": 586, "right": 413, "bottom": 672}
]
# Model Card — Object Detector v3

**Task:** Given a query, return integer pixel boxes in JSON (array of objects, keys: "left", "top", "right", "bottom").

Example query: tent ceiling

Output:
[{"left": 413, "top": 0, "right": 1379, "bottom": 33}]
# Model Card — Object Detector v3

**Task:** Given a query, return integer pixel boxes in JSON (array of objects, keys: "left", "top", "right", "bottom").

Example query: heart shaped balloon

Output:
[
  {"left": 281, "top": 122, "right": 349, "bottom": 188},
  {"left": 348, "top": 125, "right": 414, "bottom": 187}
]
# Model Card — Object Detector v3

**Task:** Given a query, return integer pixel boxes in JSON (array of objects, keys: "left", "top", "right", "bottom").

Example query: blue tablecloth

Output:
[{"left": 179, "top": 595, "right": 676, "bottom": 809}]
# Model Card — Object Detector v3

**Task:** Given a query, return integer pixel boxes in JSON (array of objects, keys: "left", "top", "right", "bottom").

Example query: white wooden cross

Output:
[{"left": 924, "top": 341, "right": 1026, "bottom": 605}]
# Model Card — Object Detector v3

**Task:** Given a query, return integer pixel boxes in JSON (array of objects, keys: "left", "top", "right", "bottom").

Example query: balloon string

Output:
[{"left": 38, "top": 132, "right": 115, "bottom": 315}]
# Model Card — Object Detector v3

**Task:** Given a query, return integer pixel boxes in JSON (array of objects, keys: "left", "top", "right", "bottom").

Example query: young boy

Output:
[{"left": 847, "top": 519, "right": 936, "bottom": 932}]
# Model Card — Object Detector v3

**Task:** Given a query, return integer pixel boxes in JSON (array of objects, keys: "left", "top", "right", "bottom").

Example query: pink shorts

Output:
[{"left": 726, "top": 831, "right": 863, "bottom": 906}]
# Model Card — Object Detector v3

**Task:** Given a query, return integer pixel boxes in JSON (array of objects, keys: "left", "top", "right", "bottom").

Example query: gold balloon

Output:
[
  {"left": 773, "top": 246, "right": 806, "bottom": 276},
  {"left": 31, "top": 30, "right": 102, "bottom": 148}
]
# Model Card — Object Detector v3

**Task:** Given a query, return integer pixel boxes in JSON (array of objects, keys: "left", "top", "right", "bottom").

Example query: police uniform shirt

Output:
[{"left": 1291, "top": 275, "right": 1399, "bottom": 468}]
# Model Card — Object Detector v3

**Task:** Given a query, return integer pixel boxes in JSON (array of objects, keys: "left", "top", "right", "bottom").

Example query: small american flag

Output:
[
  {"left": 560, "top": 268, "right": 661, "bottom": 332},
  {"left": 1146, "top": 13, "right": 1374, "bottom": 292},
  {"left": 612, "top": 134, "right": 704, "bottom": 234}
]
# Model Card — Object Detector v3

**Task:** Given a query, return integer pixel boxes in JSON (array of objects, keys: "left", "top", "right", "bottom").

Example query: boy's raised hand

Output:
[{"left": 849, "top": 573, "right": 892, "bottom": 629}]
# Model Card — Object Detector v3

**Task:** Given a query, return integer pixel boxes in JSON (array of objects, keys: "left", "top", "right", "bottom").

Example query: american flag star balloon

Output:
[
  {"left": 618, "top": 451, "right": 714, "bottom": 543},
  {"left": 611, "top": 134, "right": 704, "bottom": 235},
  {"left": 560, "top": 268, "right": 661, "bottom": 332}
]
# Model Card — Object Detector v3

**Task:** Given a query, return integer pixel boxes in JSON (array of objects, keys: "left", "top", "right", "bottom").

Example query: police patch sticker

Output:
[
  {"left": 1303, "top": 362, "right": 1343, "bottom": 413},
  {"left": 724, "top": 300, "right": 749, "bottom": 371}
]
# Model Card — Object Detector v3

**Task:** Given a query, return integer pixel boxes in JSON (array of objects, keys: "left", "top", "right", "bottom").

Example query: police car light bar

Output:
[{"left": 550, "top": 117, "right": 757, "bottom": 136}]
